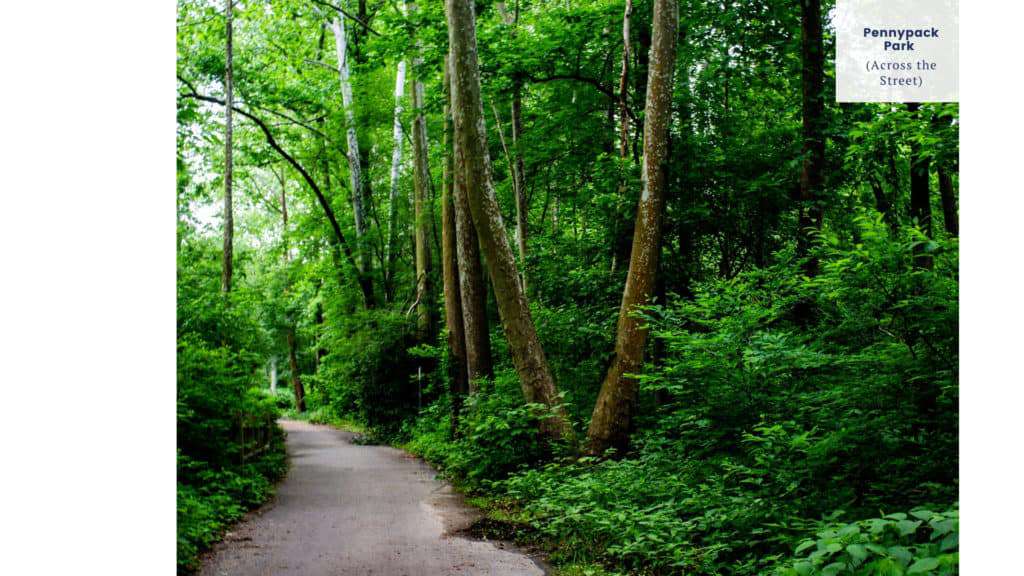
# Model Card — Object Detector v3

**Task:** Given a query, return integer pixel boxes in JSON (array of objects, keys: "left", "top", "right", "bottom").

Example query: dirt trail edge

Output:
[{"left": 199, "top": 420, "right": 547, "bottom": 576}]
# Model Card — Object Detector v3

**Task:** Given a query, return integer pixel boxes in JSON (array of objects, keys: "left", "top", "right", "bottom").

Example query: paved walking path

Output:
[{"left": 199, "top": 420, "right": 545, "bottom": 576}]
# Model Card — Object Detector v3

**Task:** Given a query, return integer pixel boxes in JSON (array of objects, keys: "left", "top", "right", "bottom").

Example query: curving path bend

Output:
[{"left": 199, "top": 420, "right": 546, "bottom": 576}]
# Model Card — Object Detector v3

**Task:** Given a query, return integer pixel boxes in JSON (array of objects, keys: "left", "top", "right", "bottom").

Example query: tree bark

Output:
[
  {"left": 222, "top": 0, "right": 234, "bottom": 293},
  {"left": 287, "top": 328, "right": 306, "bottom": 412},
  {"left": 386, "top": 58, "right": 407, "bottom": 300},
  {"left": 511, "top": 87, "right": 529, "bottom": 294},
  {"left": 442, "top": 55, "right": 469, "bottom": 434},
  {"left": 938, "top": 167, "right": 958, "bottom": 237},
  {"left": 795, "top": 0, "right": 826, "bottom": 274},
  {"left": 587, "top": 0, "right": 678, "bottom": 456},
  {"left": 619, "top": 0, "right": 633, "bottom": 160},
  {"left": 907, "top": 104, "right": 933, "bottom": 238},
  {"left": 446, "top": 0, "right": 570, "bottom": 440},
  {"left": 449, "top": 57, "right": 493, "bottom": 389},
  {"left": 907, "top": 103, "right": 933, "bottom": 268},
  {"left": 331, "top": 16, "right": 375, "bottom": 306},
  {"left": 611, "top": 0, "right": 633, "bottom": 274},
  {"left": 869, "top": 175, "right": 897, "bottom": 235},
  {"left": 410, "top": 18, "right": 436, "bottom": 342}
]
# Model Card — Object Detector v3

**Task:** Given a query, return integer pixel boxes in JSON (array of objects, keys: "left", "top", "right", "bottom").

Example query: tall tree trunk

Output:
[
  {"left": 269, "top": 357, "right": 278, "bottom": 392},
  {"left": 502, "top": 3, "right": 529, "bottom": 294},
  {"left": 869, "top": 175, "right": 897, "bottom": 234},
  {"left": 795, "top": 0, "right": 826, "bottom": 274},
  {"left": 410, "top": 17, "right": 436, "bottom": 341},
  {"left": 907, "top": 103, "right": 933, "bottom": 239},
  {"left": 386, "top": 59, "right": 407, "bottom": 301},
  {"left": 587, "top": 0, "right": 678, "bottom": 456},
  {"left": 287, "top": 328, "right": 306, "bottom": 412},
  {"left": 222, "top": 0, "right": 234, "bottom": 293},
  {"left": 511, "top": 86, "right": 529, "bottom": 294},
  {"left": 446, "top": 0, "right": 570, "bottom": 440},
  {"left": 611, "top": 0, "right": 633, "bottom": 274},
  {"left": 619, "top": 0, "right": 632, "bottom": 159},
  {"left": 449, "top": 58, "right": 493, "bottom": 389},
  {"left": 279, "top": 176, "right": 306, "bottom": 406},
  {"left": 331, "top": 16, "right": 375, "bottom": 307},
  {"left": 442, "top": 55, "right": 469, "bottom": 434},
  {"left": 938, "top": 167, "right": 958, "bottom": 237},
  {"left": 907, "top": 104, "right": 933, "bottom": 269}
]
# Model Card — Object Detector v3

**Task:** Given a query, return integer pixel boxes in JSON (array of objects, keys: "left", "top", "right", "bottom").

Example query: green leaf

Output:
[
  {"left": 846, "top": 544, "right": 868, "bottom": 563},
  {"left": 822, "top": 562, "right": 846, "bottom": 576},
  {"left": 888, "top": 546, "right": 913, "bottom": 566},
  {"left": 796, "top": 540, "right": 816, "bottom": 554},
  {"left": 793, "top": 561, "right": 814, "bottom": 576},
  {"left": 907, "top": 557, "right": 940, "bottom": 574},
  {"left": 896, "top": 519, "right": 922, "bottom": 536},
  {"left": 939, "top": 532, "right": 958, "bottom": 552}
]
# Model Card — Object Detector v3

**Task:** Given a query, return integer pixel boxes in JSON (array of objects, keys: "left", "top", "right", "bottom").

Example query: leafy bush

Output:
[
  {"left": 176, "top": 443, "right": 286, "bottom": 572},
  {"left": 405, "top": 370, "right": 567, "bottom": 489},
  {"left": 406, "top": 221, "right": 958, "bottom": 576},
  {"left": 314, "top": 307, "right": 421, "bottom": 436},
  {"left": 779, "top": 507, "right": 958, "bottom": 576}
]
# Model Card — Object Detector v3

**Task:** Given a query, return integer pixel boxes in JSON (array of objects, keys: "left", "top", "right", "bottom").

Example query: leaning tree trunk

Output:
[
  {"left": 938, "top": 167, "right": 957, "bottom": 237},
  {"left": 331, "top": 16, "right": 375, "bottom": 306},
  {"left": 795, "top": 0, "right": 826, "bottom": 274},
  {"left": 587, "top": 0, "right": 678, "bottom": 456},
  {"left": 386, "top": 58, "right": 407, "bottom": 301},
  {"left": 222, "top": 0, "right": 234, "bottom": 293},
  {"left": 446, "top": 0, "right": 570, "bottom": 440},
  {"left": 442, "top": 55, "right": 469, "bottom": 433}
]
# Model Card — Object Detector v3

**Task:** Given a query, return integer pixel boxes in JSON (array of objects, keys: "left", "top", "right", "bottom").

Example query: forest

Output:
[{"left": 176, "top": 0, "right": 959, "bottom": 574}]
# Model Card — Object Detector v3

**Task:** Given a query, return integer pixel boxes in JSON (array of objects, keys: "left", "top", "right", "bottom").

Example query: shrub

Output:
[{"left": 778, "top": 507, "right": 959, "bottom": 576}]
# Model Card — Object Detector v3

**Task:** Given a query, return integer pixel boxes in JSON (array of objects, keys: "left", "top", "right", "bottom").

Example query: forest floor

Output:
[{"left": 198, "top": 420, "right": 548, "bottom": 576}]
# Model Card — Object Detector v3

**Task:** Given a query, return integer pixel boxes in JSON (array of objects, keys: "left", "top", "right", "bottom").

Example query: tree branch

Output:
[
  {"left": 524, "top": 72, "right": 638, "bottom": 122},
  {"left": 309, "top": 0, "right": 382, "bottom": 36},
  {"left": 177, "top": 77, "right": 362, "bottom": 283}
]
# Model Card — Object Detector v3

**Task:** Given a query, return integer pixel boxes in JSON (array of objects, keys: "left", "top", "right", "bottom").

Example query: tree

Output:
[
  {"left": 386, "top": 57, "right": 407, "bottom": 300},
  {"left": 441, "top": 55, "right": 469, "bottom": 430},
  {"left": 446, "top": 0, "right": 570, "bottom": 439},
  {"left": 450, "top": 56, "right": 493, "bottom": 388},
  {"left": 222, "top": 0, "right": 234, "bottom": 293},
  {"left": 331, "top": 15, "right": 376, "bottom": 307},
  {"left": 938, "top": 167, "right": 958, "bottom": 237},
  {"left": 795, "top": 0, "right": 826, "bottom": 274},
  {"left": 587, "top": 0, "right": 679, "bottom": 456},
  {"left": 409, "top": 2, "right": 436, "bottom": 341}
]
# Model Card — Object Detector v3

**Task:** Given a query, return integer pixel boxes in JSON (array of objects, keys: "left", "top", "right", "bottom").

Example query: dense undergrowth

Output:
[
  {"left": 336, "top": 221, "right": 958, "bottom": 575},
  {"left": 176, "top": 240, "right": 288, "bottom": 572}
]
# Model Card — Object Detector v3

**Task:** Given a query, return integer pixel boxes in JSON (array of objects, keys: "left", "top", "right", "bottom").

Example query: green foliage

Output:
[
  {"left": 405, "top": 371, "right": 566, "bottom": 489},
  {"left": 176, "top": 443, "right": 287, "bottom": 572},
  {"left": 779, "top": 507, "right": 958, "bottom": 576},
  {"left": 313, "top": 306, "right": 420, "bottom": 437},
  {"left": 405, "top": 223, "right": 958, "bottom": 576},
  {"left": 176, "top": 233, "right": 287, "bottom": 572},
  {"left": 178, "top": 1, "right": 959, "bottom": 574}
]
